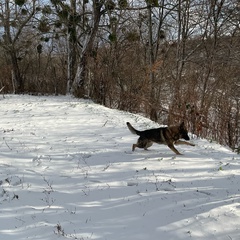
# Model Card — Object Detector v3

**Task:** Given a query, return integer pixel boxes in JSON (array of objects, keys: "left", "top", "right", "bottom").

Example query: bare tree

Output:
[
  {"left": 72, "top": 0, "right": 106, "bottom": 97},
  {"left": 0, "top": 0, "right": 37, "bottom": 93}
]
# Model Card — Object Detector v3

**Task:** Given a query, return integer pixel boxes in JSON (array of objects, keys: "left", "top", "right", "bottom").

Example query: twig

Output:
[
  {"left": 3, "top": 138, "right": 12, "bottom": 150},
  {"left": 196, "top": 189, "right": 211, "bottom": 195},
  {"left": 102, "top": 120, "right": 108, "bottom": 127}
]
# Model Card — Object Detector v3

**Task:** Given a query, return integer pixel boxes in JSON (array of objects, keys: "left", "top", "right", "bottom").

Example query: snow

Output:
[{"left": 0, "top": 94, "right": 240, "bottom": 240}]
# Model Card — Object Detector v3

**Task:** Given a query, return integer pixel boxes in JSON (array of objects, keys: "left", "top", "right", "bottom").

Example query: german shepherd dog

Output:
[{"left": 126, "top": 122, "right": 195, "bottom": 155}]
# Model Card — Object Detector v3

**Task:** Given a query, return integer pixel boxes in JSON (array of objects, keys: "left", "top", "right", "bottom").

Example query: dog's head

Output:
[{"left": 179, "top": 122, "right": 190, "bottom": 140}]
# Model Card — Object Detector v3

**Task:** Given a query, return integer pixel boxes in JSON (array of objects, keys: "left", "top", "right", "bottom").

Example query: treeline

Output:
[{"left": 0, "top": 0, "right": 239, "bottom": 151}]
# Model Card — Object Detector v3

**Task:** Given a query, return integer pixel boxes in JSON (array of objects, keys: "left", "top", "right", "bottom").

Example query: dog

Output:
[{"left": 126, "top": 122, "right": 195, "bottom": 155}]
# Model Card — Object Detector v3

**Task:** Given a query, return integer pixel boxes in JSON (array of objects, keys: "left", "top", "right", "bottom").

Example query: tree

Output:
[
  {"left": 50, "top": 0, "right": 79, "bottom": 95},
  {"left": 72, "top": 0, "right": 106, "bottom": 97},
  {"left": 51, "top": 0, "right": 108, "bottom": 97},
  {"left": 0, "top": 0, "right": 37, "bottom": 93},
  {"left": 145, "top": 0, "right": 177, "bottom": 120}
]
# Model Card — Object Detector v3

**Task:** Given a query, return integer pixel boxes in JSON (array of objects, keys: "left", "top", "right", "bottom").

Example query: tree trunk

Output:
[
  {"left": 66, "top": 0, "right": 77, "bottom": 94},
  {"left": 148, "top": 4, "right": 155, "bottom": 98},
  {"left": 11, "top": 51, "right": 24, "bottom": 93},
  {"left": 72, "top": 53, "right": 87, "bottom": 97},
  {"left": 4, "top": 1, "right": 24, "bottom": 93},
  {"left": 71, "top": 0, "right": 103, "bottom": 98}
]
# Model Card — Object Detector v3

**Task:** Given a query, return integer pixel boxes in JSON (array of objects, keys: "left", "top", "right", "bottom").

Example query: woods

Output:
[{"left": 0, "top": 0, "right": 239, "bottom": 151}]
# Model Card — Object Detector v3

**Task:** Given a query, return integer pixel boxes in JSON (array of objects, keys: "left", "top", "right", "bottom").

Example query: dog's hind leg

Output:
[
  {"left": 132, "top": 144, "right": 137, "bottom": 151},
  {"left": 132, "top": 138, "right": 151, "bottom": 151},
  {"left": 144, "top": 141, "right": 153, "bottom": 150}
]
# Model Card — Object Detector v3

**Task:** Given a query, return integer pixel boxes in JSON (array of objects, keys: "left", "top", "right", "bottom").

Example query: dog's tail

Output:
[{"left": 126, "top": 122, "right": 141, "bottom": 135}]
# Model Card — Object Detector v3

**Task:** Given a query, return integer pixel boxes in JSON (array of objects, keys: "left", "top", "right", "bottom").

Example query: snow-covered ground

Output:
[{"left": 0, "top": 95, "right": 240, "bottom": 240}]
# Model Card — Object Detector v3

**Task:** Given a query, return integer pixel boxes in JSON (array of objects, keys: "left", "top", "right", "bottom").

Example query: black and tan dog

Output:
[{"left": 126, "top": 122, "right": 195, "bottom": 155}]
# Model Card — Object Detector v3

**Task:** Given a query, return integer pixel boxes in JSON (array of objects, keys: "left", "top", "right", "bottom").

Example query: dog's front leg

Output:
[
  {"left": 175, "top": 140, "right": 195, "bottom": 146},
  {"left": 168, "top": 143, "right": 182, "bottom": 155}
]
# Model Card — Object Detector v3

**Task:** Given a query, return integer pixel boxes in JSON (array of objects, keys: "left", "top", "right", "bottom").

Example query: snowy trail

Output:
[{"left": 0, "top": 95, "right": 240, "bottom": 240}]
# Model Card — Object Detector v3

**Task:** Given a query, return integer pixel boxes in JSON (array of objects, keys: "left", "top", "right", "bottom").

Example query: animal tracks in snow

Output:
[{"left": 0, "top": 95, "right": 239, "bottom": 240}]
